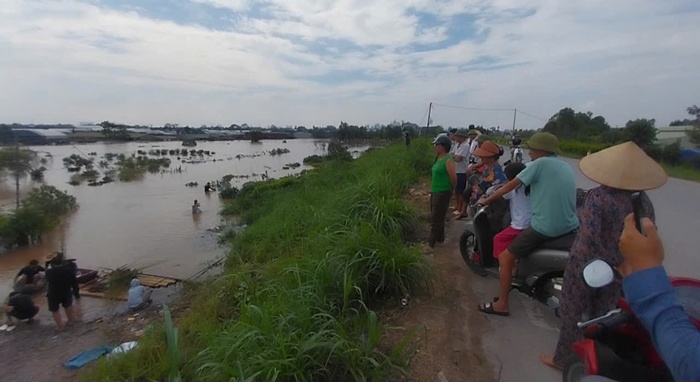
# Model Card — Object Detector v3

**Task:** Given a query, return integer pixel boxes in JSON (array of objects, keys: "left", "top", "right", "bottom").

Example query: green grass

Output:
[
  {"left": 84, "top": 140, "right": 435, "bottom": 381},
  {"left": 662, "top": 163, "right": 700, "bottom": 182}
]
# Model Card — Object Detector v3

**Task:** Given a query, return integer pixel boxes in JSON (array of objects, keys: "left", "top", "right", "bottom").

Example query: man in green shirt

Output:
[{"left": 476, "top": 132, "right": 579, "bottom": 316}]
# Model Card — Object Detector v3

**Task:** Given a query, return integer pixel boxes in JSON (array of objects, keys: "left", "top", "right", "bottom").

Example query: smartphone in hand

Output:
[{"left": 631, "top": 192, "right": 645, "bottom": 235}]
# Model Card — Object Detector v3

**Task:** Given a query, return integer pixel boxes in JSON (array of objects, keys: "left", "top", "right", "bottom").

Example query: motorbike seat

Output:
[{"left": 538, "top": 231, "right": 577, "bottom": 251}]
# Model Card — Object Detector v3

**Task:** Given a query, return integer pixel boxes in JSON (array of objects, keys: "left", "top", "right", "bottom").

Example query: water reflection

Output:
[{"left": 0, "top": 139, "right": 362, "bottom": 298}]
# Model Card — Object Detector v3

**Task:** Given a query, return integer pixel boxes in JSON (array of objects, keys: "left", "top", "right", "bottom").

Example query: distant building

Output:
[
  {"left": 657, "top": 125, "right": 695, "bottom": 150},
  {"left": 12, "top": 128, "right": 69, "bottom": 144},
  {"left": 293, "top": 131, "right": 313, "bottom": 139}
]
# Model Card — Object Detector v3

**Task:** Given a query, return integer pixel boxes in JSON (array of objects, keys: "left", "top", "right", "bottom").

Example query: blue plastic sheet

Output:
[{"left": 63, "top": 345, "right": 116, "bottom": 370}]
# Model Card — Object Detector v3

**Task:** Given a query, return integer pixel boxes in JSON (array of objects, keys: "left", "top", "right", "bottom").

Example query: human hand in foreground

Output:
[{"left": 618, "top": 213, "right": 664, "bottom": 277}]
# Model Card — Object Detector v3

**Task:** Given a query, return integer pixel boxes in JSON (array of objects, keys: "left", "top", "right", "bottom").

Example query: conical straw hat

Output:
[{"left": 579, "top": 141, "right": 668, "bottom": 191}]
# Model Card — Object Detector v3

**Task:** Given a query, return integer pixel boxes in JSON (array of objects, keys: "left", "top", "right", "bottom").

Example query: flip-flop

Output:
[
  {"left": 5, "top": 326, "right": 15, "bottom": 332},
  {"left": 0, "top": 324, "right": 7, "bottom": 331},
  {"left": 478, "top": 302, "right": 510, "bottom": 317}
]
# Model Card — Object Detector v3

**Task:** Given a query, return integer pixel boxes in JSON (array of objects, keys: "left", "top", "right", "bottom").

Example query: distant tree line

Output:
[{"left": 538, "top": 105, "right": 699, "bottom": 167}]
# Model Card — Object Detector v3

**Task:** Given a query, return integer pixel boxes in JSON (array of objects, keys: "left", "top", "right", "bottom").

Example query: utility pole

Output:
[
  {"left": 512, "top": 109, "right": 517, "bottom": 134},
  {"left": 14, "top": 132, "right": 20, "bottom": 210},
  {"left": 425, "top": 102, "right": 433, "bottom": 137}
]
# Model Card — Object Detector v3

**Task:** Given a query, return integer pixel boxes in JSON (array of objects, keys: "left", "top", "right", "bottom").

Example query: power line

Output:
[
  {"left": 516, "top": 109, "right": 549, "bottom": 123},
  {"left": 432, "top": 103, "right": 515, "bottom": 112}
]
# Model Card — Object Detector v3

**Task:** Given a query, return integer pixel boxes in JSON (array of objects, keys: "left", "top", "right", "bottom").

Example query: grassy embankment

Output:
[
  {"left": 85, "top": 140, "right": 435, "bottom": 381},
  {"left": 493, "top": 137, "right": 700, "bottom": 182}
]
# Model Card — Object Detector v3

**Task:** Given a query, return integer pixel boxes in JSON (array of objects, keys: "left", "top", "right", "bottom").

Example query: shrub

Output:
[
  {"left": 218, "top": 187, "right": 239, "bottom": 199},
  {"left": 661, "top": 142, "right": 682, "bottom": 165},
  {"left": 559, "top": 140, "right": 611, "bottom": 157}
]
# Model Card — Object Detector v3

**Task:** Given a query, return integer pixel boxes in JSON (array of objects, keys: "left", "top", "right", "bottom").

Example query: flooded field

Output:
[{"left": 0, "top": 139, "right": 350, "bottom": 298}]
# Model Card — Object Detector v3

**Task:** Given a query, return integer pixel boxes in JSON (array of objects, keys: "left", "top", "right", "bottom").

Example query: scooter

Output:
[
  {"left": 459, "top": 186, "right": 587, "bottom": 315},
  {"left": 511, "top": 146, "right": 523, "bottom": 163},
  {"left": 563, "top": 260, "right": 700, "bottom": 382}
]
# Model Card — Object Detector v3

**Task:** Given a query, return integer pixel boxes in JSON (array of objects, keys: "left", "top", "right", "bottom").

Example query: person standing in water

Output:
[
  {"left": 45, "top": 253, "right": 77, "bottom": 331},
  {"left": 192, "top": 199, "right": 201, "bottom": 214}
]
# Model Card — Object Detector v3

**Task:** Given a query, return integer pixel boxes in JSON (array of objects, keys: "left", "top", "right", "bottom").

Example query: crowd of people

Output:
[
  {"left": 3, "top": 253, "right": 154, "bottom": 332},
  {"left": 3, "top": 253, "right": 80, "bottom": 332},
  {"left": 429, "top": 128, "right": 699, "bottom": 381}
]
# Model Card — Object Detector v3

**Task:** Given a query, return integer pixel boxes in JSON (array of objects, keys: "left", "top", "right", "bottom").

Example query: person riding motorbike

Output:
[
  {"left": 477, "top": 132, "right": 579, "bottom": 316},
  {"left": 510, "top": 134, "right": 523, "bottom": 161},
  {"left": 540, "top": 141, "right": 666, "bottom": 370},
  {"left": 459, "top": 141, "right": 506, "bottom": 220},
  {"left": 618, "top": 214, "right": 700, "bottom": 382}
]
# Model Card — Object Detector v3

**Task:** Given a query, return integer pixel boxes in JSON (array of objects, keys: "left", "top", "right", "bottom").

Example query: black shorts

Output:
[
  {"left": 507, "top": 227, "right": 553, "bottom": 258},
  {"left": 455, "top": 173, "right": 467, "bottom": 193},
  {"left": 11, "top": 306, "right": 39, "bottom": 320},
  {"left": 48, "top": 291, "right": 73, "bottom": 312}
]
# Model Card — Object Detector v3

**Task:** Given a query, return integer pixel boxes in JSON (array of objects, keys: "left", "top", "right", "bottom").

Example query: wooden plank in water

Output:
[
  {"left": 79, "top": 290, "right": 127, "bottom": 301},
  {"left": 137, "top": 274, "right": 178, "bottom": 289}
]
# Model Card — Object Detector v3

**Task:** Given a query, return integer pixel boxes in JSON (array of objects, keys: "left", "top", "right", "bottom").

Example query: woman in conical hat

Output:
[{"left": 541, "top": 141, "right": 667, "bottom": 370}]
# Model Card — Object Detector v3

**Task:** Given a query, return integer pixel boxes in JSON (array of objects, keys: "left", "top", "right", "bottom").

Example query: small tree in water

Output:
[{"left": 327, "top": 140, "right": 353, "bottom": 161}]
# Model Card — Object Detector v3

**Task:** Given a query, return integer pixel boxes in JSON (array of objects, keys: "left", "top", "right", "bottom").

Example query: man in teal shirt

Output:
[{"left": 476, "top": 132, "right": 580, "bottom": 316}]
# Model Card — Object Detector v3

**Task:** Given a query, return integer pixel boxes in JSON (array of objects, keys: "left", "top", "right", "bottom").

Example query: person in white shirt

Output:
[
  {"left": 451, "top": 129, "right": 471, "bottom": 219},
  {"left": 466, "top": 127, "right": 480, "bottom": 164},
  {"left": 492, "top": 162, "right": 531, "bottom": 262},
  {"left": 446, "top": 128, "right": 458, "bottom": 154}
]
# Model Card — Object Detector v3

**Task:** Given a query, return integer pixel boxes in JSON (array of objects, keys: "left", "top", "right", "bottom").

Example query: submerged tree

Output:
[{"left": 0, "top": 148, "right": 47, "bottom": 183}]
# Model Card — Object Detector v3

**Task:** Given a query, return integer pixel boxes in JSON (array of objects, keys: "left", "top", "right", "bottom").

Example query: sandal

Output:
[{"left": 477, "top": 302, "right": 509, "bottom": 316}]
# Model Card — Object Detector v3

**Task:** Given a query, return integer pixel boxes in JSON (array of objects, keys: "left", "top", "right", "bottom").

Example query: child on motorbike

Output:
[{"left": 493, "top": 162, "right": 531, "bottom": 262}]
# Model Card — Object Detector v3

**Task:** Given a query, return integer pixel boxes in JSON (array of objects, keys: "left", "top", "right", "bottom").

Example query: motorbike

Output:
[
  {"left": 511, "top": 145, "right": 523, "bottom": 163},
  {"left": 563, "top": 259, "right": 700, "bottom": 382},
  {"left": 459, "top": 185, "right": 587, "bottom": 315}
]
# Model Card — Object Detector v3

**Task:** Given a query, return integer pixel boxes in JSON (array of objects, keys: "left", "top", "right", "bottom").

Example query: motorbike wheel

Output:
[
  {"left": 516, "top": 153, "right": 522, "bottom": 163},
  {"left": 459, "top": 230, "right": 476, "bottom": 265},
  {"left": 459, "top": 230, "right": 489, "bottom": 277},
  {"left": 562, "top": 354, "right": 587, "bottom": 382}
]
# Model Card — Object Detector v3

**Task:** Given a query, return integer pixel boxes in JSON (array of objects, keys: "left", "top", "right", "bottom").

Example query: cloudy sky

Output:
[{"left": 1, "top": 0, "right": 698, "bottom": 129}]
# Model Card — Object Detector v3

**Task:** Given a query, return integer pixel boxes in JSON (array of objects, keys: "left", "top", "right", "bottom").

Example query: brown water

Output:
[{"left": 0, "top": 139, "right": 349, "bottom": 298}]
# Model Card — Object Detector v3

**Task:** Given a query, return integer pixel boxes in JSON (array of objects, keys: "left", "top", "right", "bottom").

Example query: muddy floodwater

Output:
[{"left": 0, "top": 139, "right": 353, "bottom": 298}]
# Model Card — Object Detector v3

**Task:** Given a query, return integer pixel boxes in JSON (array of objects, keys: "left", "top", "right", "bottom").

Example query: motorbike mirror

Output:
[{"left": 582, "top": 260, "right": 615, "bottom": 288}]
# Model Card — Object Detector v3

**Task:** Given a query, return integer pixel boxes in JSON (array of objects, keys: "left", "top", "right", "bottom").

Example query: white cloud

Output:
[{"left": 0, "top": 0, "right": 698, "bottom": 128}]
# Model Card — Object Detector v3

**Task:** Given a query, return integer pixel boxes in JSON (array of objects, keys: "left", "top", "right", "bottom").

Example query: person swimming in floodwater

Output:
[
  {"left": 204, "top": 182, "right": 212, "bottom": 193},
  {"left": 192, "top": 199, "right": 201, "bottom": 214}
]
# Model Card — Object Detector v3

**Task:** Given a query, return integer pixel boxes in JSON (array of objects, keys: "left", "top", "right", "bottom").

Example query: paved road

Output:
[{"left": 456, "top": 153, "right": 700, "bottom": 382}]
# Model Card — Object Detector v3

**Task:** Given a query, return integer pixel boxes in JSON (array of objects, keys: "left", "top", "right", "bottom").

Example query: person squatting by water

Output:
[
  {"left": 3, "top": 291, "right": 40, "bottom": 327},
  {"left": 14, "top": 259, "right": 45, "bottom": 288},
  {"left": 477, "top": 132, "right": 579, "bottom": 316},
  {"left": 540, "top": 141, "right": 667, "bottom": 370},
  {"left": 127, "top": 278, "right": 153, "bottom": 311},
  {"left": 428, "top": 135, "right": 456, "bottom": 248}
]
